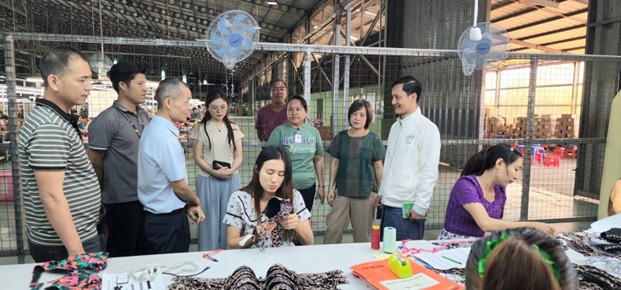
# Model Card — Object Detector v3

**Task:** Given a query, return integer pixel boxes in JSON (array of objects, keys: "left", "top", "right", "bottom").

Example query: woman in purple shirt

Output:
[{"left": 439, "top": 143, "right": 556, "bottom": 240}]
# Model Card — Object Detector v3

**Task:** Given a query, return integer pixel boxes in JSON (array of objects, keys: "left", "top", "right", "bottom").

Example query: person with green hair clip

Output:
[{"left": 465, "top": 227, "right": 579, "bottom": 290}]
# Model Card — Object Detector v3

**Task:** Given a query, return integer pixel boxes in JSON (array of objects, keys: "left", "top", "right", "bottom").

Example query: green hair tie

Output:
[
  {"left": 531, "top": 244, "right": 561, "bottom": 282},
  {"left": 477, "top": 232, "right": 560, "bottom": 282}
]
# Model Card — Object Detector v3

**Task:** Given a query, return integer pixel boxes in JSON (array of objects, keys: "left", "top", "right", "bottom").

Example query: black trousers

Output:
[
  {"left": 104, "top": 201, "right": 148, "bottom": 257},
  {"left": 297, "top": 183, "right": 317, "bottom": 212},
  {"left": 29, "top": 236, "right": 100, "bottom": 262},
  {"left": 144, "top": 208, "right": 190, "bottom": 254}
]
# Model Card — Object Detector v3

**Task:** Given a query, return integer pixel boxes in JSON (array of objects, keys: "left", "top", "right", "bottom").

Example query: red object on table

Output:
[{"left": 371, "top": 225, "right": 380, "bottom": 250}]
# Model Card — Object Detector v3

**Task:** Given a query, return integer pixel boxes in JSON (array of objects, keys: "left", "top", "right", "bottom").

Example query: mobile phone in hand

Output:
[{"left": 213, "top": 160, "right": 232, "bottom": 169}]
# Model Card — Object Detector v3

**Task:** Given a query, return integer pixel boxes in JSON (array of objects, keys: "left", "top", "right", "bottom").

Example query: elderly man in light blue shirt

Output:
[{"left": 138, "top": 78, "right": 205, "bottom": 254}]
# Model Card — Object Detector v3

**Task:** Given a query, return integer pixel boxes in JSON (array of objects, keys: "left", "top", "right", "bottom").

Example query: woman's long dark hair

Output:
[
  {"left": 240, "top": 146, "right": 294, "bottom": 216},
  {"left": 200, "top": 89, "right": 236, "bottom": 151},
  {"left": 461, "top": 143, "right": 523, "bottom": 176}
]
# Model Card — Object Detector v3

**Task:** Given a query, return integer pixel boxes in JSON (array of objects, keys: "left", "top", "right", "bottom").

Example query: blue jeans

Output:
[
  {"left": 380, "top": 205, "right": 425, "bottom": 241},
  {"left": 29, "top": 236, "right": 101, "bottom": 262}
]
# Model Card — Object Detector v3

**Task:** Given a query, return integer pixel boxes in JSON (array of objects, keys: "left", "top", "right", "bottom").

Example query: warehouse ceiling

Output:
[
  {"left": 491, "top": 0, "right": 588, "bottom": 54},
  {"left": 0, "top": 0, "right": 332, "bottom": 84},
  {"left": 0, "top": 0, "right": 589, "bottom": 84}
]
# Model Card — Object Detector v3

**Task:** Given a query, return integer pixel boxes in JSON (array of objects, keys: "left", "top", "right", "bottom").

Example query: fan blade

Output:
[
  {"left": 241, "top": 37, "right": 255, "bottom": 51},
  {"left": 215, "top": 46, "right": 231, "bottom": 57},
  {"left": 229, "top": 46, "right": 242, "bottom": 59},
  {"left": 218, "top": 16, "right": 230, "bottom": 35},
  {"left": 232, "top": 14, "right": 246, "bottom": 29},
  {"left": 210, "top": 31, "right": 225, "bottom": 45},
  {"left": 238, "top": 25, "right": 257, "bottom": 35}
]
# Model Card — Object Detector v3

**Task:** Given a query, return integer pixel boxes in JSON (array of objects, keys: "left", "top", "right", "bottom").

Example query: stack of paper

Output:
[{"left": 413, "top": 248, "right": 471, "bottom": 270}]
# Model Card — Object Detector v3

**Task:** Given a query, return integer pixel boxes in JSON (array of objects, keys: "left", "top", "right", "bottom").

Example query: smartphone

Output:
[{"left": 212, "top": 160, "right": 232, "bottom": 169}]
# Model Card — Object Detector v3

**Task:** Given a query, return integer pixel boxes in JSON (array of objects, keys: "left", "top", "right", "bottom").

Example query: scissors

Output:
[{"left": 202, "top": 249, "right": 222, "bottom": 262}]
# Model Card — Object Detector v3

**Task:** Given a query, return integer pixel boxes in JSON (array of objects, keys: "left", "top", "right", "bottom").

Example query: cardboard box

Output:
[{"left": 489, "top": 116, "right": 506, "bottom": 127}]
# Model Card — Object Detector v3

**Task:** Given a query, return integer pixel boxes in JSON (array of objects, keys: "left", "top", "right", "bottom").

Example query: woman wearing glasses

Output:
[{"left": 191, "top": 89, "right": 244, "bottom": 251}]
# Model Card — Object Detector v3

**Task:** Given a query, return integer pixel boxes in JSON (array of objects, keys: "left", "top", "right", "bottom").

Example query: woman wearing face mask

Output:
[
  {"left": 223, "top": 146, "right": 313, "bottom": 249},
  {"left": 190, "top": 89, "right": 244, "bottom": 251},
  {"left": 439, "top": 143, "right": 556, "bottom": 240},
  {"left": 323, "top": 99, "right": 385, "bottom": 244},
  {"left": 267, "top": 95, "right": 325, "bottom": 213}
]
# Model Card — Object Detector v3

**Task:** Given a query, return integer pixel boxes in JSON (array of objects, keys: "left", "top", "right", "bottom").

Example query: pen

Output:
[
  {"left": 441, "top": 255, "right": 462, "bottom": 265},
  {"left": 203, "top": 249, "right": 222, "bottom": 262}
]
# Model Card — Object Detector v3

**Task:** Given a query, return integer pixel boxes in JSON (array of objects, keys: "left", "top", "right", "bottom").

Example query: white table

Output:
[{"left": 0, "top": 243, "right": 387, "bottom": 289}]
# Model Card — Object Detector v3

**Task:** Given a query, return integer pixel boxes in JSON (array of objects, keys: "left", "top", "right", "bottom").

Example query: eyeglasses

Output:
[
  {"left": 271, "top": 87, "right": 286, "bottom": 92},
  {"left": 210, "top": 105, "right": 227, "bottom": 112}
]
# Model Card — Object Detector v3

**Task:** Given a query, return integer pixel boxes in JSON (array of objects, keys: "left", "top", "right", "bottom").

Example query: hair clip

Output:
[
  {"left": 532, "top": 244, "right": 561, "bottom": 282},
  {"left": 478, "top": 232, "right": 510, "bottom": 278},
  {"left": 477, "top": 232, "right": 560, "bottom": 282}
]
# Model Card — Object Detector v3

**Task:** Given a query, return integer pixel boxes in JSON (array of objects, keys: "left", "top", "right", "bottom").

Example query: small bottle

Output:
[{"left": 371, "top": 225, "right": 380, "bottom": 250}]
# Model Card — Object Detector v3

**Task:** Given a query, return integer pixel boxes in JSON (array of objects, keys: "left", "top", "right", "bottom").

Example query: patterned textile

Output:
[
  {"left": 326, "top": 130, "right": 385, "bottom": 198},
  {"left": 557, "top": 232, "right": 620, "bottom": 258},
  {"left": 29, "top": 252, "right": 108, "bottom": 290},
  {"left": 437, "top": 228, "right": 477, "bottom": 241},
  {"left": 575, "top": 264, "right": 621, "bottom": 290},
  {"left": 255, "top": 197, "right": 294, "bottom": 250},
  {"left": 430, "top": 268, "right": 466, "bottom": 285},
  {"left": 168, "top": 264, "right": 349, "bottom": 290}
]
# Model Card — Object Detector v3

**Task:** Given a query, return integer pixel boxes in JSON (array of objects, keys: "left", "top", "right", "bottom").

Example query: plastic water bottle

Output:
[{"left": 371, "top": 225, "right": 380, "bottom": 250}]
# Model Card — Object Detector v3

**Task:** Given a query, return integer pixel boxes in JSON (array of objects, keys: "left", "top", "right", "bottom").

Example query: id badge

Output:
[{"left": 294, "top": 132, "right": 302, "bottom": 144}]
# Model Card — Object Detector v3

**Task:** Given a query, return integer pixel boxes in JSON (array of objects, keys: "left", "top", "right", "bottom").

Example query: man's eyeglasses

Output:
[{"left": 271, "top": 87, "right": 286, "bottom": 92}]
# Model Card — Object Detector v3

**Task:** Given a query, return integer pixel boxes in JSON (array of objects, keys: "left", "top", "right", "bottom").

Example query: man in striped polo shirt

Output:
[{"left": 18, "top": 47, "right": 101, "bottom": 262}]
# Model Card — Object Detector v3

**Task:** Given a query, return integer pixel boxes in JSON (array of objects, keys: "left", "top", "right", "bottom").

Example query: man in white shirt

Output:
[{"left": 376, "top": 76, "right": 441, "bottom": 240}]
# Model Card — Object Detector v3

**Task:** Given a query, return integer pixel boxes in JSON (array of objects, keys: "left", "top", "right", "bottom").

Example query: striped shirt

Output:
[{"left": 18, "top": 99, "right": 101, "bottom": 246}]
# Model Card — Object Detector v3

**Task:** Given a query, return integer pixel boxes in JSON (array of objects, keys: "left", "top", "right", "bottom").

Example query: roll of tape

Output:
[{"left": 383, "top": 226, "right": 397, "bottom": 254}]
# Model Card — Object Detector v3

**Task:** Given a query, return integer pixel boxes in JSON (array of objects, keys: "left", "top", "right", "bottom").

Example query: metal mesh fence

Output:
[{"left": 2, "top": 33, "right": 620, "bottom": 258}]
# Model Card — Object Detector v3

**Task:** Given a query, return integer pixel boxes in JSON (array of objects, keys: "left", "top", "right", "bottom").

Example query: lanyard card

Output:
[{"left": 294, "top": 130, "right": 302, "bottom": 144}]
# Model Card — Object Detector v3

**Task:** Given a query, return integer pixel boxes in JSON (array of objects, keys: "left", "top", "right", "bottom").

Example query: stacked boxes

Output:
[
  {"left": 533, "top": 114, "right": 554, "bottom": 139},
  {"left": 514, "top": 117, "right": 527, "bottom": 139},
  {"left": 484, "top": 114, "right": 577, "bottom": 139},
  {"left": 484, "top": 116, "right": 513, "bottom": 138},
  {"left": 554, "top": 114, "right": 576, "bottom": 138}
]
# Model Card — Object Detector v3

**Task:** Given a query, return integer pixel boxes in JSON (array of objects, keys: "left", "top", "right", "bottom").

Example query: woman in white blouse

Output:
[{"left": 224, "top": 146, "right": 314, "bottom": 249}]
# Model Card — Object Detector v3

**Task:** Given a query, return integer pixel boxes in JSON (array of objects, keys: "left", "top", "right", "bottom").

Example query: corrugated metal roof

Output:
[
  {"left": 0, "top": 0, "right": 590, "bottom": 81},
  {"left": 491, "top": 0, "right": 588, "bottom": 54}
]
